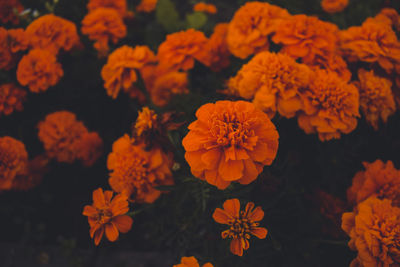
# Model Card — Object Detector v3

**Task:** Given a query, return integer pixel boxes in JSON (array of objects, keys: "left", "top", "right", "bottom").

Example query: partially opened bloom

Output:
[
  {"left": 193, "top": 2, "right": 217, "bottom": 14},
  {"left": 213, "top": 199, "right": 268, "bottom": 256},
  {"left": 82, "top": 188, "right": 133, "bottom": 246},
  {"left": 134, "top": 107, "right": 158, "bottom": 139},
  {"left": 342, "top": 197, "right": 400, "bottom": 267},
  {"left": 136, "top": 0, "right": 158, "bottom": 13},
  {"left": 321, "top": 0, "right": 348, "bottom": 14},
  {"left": 173, "top": 256, "right": 213, "bottom": 267},
  {"left": 0, "top": 83, "right": 26, "bottom": 116},
  {"left": 355, "top": 69, "right": 395, "bottom": 130},
  {"left": 0, "top": 0, "right": 24, "bottom": 25},
  {"left": 75, "top": 132, "right": 104, "bottom": 167},
  {"left": 87, "top": 0, "right": 127, "bottom": 17},
  {"left": 16, "top": 49, "right": 63, "bottom": 93},
  {"left": 297, "top": 69, "right": 359, "bottom": 141},
  {"left": 227, "top": 1, "right": 290, "bottom": 59},
  {"left": 150, "top": 71, "right": 188, "bottom": 107},
  {"left": 182, "top": 100, "right": 279, "bottom": 189}
]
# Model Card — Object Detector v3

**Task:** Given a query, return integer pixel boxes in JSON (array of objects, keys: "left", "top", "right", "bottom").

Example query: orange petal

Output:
[
  {"left": 248, "top": 206, "right": 264, "bottom": 222},
  {"left": 238, "top": 159, "right": 259, "bottom": 185},
  {"left": 93, "top": 227, "right": 104, "bottom": 246},
  {"left": 113, "top": 215, "right": 133, "bottom": 233},
  {"left": 251, "top": 227, "right": 268, "bottom": 239},
  {"left": 82, "top": 205, "right": 97, "bottom": 216},
  {"left": 223, "top": 199, "right": 240, "bottom": 217},
  {"left": 230, "top": 238, "right": 243, "bottom": 256},
  {"left": 212, "top": 208, "right": 232, "bottom": 224},
  {"left": 105, "top": 222, "right": 119, "bottom": 242},
  {"left": 201, "top": 148, "right": 221, "bottom": 170},
  {"left": 218, "top": 159, "right": 244, "bottom": 181}
]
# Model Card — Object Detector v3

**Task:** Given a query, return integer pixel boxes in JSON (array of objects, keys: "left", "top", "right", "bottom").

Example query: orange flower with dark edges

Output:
[
  {"left": 193, "top": 2, "right": 217, "bottom": 14},
  {"left": 87, "top": 0, "right": 127, "bottom": 18},
  {"left": 82, "top": 188, "right": 133, "bottom": 246},
  {"left": 16, "top": 49, "right": 63, "bottom": 93},
  {"left": 213, "top": 199, "right": 268, "bottom": 256},
  {"left": 297, "top": 69, "right": 359, "bottom": 141},
  {"left": 174, "top": 256, "right": 213, "bottom": 267},
  {"left": 75, "top": 132, "right": 104, "bottom": 167},
  {"left": 0, "top": 0, "right": 24, "bottom": 25},
  {"left": 136, "top": 0, "right": 158, "bottom": 13},
  {"left": 355, "top": 69, "right": 395, "bottom": 130},
  {"left": 342, "top": 197, "right": 400, "bottom": 267},
  {"left": 227, "top": 1, "right": 290, "bottom": 59},
  {"left": 321, "top": 0, "right": 348, "bottom": 14},
  {"left": 0, "top": 83, "right": 26, "bottom": 116},
  {"left": 182, "top": 100, "right": 279, "bottom": 189},
  {"left": 150, "top": 71, "right": 188, "bottom": 107}
]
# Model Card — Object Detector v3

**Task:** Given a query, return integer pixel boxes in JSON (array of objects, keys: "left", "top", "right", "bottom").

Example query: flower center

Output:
[
  {"left": 96, "top": 209, "right": 113, "bottom": 224},
  {"left": 223, "top": 211, "right": 259, "bottom": 240}
]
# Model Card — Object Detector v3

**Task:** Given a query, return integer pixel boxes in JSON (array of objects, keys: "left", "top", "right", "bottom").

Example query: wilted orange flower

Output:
[
  {"left": 0, "top": 136, "right": 28, "bottom": 190},
  {"left": 213, "top": 199, "right": 268, "bottom": 256},
  {"left": 157, "top": 29, "right": 208, "bottom": 72},
  {"left": 107, "top": 134, "right": 173, "bottom": 203},
  {"left": 16, "top": 49, "right": 63, "bottom": 93},
  {"left": 0, "top": 0, "right": 24, "bottom": 25},
  {"left": 0, "top": 83, "right": 26, "bottom": 116},
  {"left": 87, "top": 0, "right": 127, "bottom": 18},
  {"left": 182, "top": 101, "right": 279, "bottom": 189},
  {"left": 12, "top": 155, "right": 49, "bottom": 191},
  {"left": 75, "top": 132, "right": 104, "bottom": 167},
  {"left": 7, "top": 28, "right": 29, "bottom": 53},
  {"left": 227, "top": 1, "right": 290, "bottom": 59},
  {"left": 342, "top": 197, "right": 400, "bottom": 267},
  {"left": 193, "top": 2, "right": 217, "bottom": 14},
  {"left": 272, "top": 15, "right": 339, "bottom": 63},
  {"left": 347, "top": 160, "right": 400, "bottom": 207},
  {"left": 82, "top": 188, "right": 133, "bottom": 246},
  {"left": 136, "top": 0, "right": 158, "bottom": 13},
  {"left": 374, "top": 8, "right": 400, "bottom": 32},
  {"left": 101, "top": 45, "right": 156, "bottom": 99},
  {"left": 321, "top": 0, "right": 348, "bottom": 14},
  {"left": 150, "top": 71, "right": 188, "bottom": 107},
  {"left": 81, "top": 8, "right": 127, "bottom": 56},
  {"left": 0, "top": 27, "right": 13, "bottom": 70},
  {"left": 26, "top": 14, "right": 80, "bottom": 54},
  {"left": 229, "top": 52, "right": 312, "bottom": 118},
  {"left": 297, "top": 69, "right": 359, "bottom": 141},
  {"left": 355, "top": 69, "right": 395, "bottom": 130},
  {"left": 173, "top": 256, "right": 213, "bottom": 267}
]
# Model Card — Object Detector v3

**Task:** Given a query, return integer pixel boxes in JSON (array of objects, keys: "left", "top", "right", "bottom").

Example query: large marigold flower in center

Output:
[
  {"left": 182, "top": 100, "right": 279, "bottom": 189},
  {"left": 0, "top": 83, "right": 26, "bottom": 116},
  {"left": 174, "top": 256, "right": 213, "bottom": 267}
]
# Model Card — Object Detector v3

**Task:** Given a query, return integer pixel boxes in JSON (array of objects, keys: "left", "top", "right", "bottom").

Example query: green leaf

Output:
[
  {"left": 156, "top": 0, "right": 182, "bottom": 32},
  {"left": 186, "top": 12, "right": 208, "bottom": 30}
]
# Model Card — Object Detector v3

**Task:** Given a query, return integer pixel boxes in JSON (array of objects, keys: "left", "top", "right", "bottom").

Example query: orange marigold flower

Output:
[
  {"left": 107, "top": 134, "right": 173, "bottom": 203},
  {"left": 227, "top": 1, "right": 290, "bottom": 59},
  {"left": 16, "top": 49, "right": 63, "bottom": 93},
  {"left": 101, "top": 45, "right": 156, "bottom": 99},
  {"left": 374, "top": 8, "right": 400, "bottom": 31},
  {"left": 81, "top": 8, "right": 127, "bottom": 56},
  {"left": 213, "top": 199, "right": 268, "bottom": 256},
  {"left": 182, "top": 100, "right": 279, "bottom": 189},
  {"left": 26, "top": 14, "right": 80, "bottom": 54},
  {"left": 82, "top": 188, "right": 133, "bottom": 246},
  {"left": 272, "top": 14, "right": 339, "bottom": 63},
  {"left": 134, "top": 107, "right": 158, "bottom": 138},
  {"left": 75, "top": 132, "right": 104, "bottom": 167},
  {"left": 0, "top": 83, "right": 26, "bottom": 116},
  {"left": 174, "top": 256, "right": 213, "bottom": 267},
  {"left": 355, "top": 69, "right": 395, "bottom": 130},
  {"left": 157, "top": 29, "right": 208, "bottom": 72},
  {"left": 87, "top": 0, "right": 127, "bottom": 18},
  {"left": 321, "top": 0, "right": 348, "bottom": 14},
  {"left": 7, "top": 28, "right": 29, "bottom": 53},
  {"left": 0, "top": 0, "right": 24, "bottom": 25},
  {"left": 12, "top": 155, "right": 49, "bottom": 191},
  {"left": 297, "top": 69, "right": 359, "bottom": 141},
  {"left": 136, "top": 0, "right": 158, "bottom": 13},
  {"left": 150, "top": 71, "right": 188, "bottom": 107},
  {"left": 341, "top": 197, "right": 400, "bottom": 267},
  {"left": 193, "top": 2, "right": 217, "bottom": 14},
  {"left": 0, "top": 27, "right": 13, "bottom": 70},
  {"left": 347, "top": 160, "right": 400, "bottom": 207},
  {"left": 228, "top": 51, "right": 312, "bottom": 118},
  {"left": 0, "top": 136, "right": 28, "bottom": 191}
]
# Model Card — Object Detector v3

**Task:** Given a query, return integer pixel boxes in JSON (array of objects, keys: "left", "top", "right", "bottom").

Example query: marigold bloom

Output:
[
  {"left": 355, "top": 69, "right": 395, "bottom": 130},
  {"left": 12, "top": 155, "right": 49, "bottom": 191},
  {"left": 0, "top": 0, "right": 24, "bottom": 25},
  {"left": 101, "top": 45, "right": 156, "bottom": 99},
  {"left": 16, "top": 49, "right": 63, "bottom": 93},
  {"left": 213, "top": 199, "right": 268, "bottom": 256},
  {"left": 0, "top": 83, "right": 26, "bottom": 116},
  {"left": 297, "top": 69, "right": 359, "bottom": 141},
  {"left": 272, "top": 15, "right": 339, "bottom": 63},
  {"left": 193, "top": 2, "right": 217, "bottom": 14},
  {"left": 227, "top": 1, "right": 290, "bottom": 59},
  {"left": 7, "top": 28, "right": 29, "bottom": 53},
  {"left": 173, "top": 256, "right": 213, "bottom": 267},
  {"left": 26, "top": 14, "right": 80, "bottom": 54},
  {"left": 75, "top": 132, "right": 104, "bottom": 167},
  {"left": 107, "top": 134, "right": 173, "bottom": 203},
  {"left": 81, "top": 8, "right": 127, "bottom": 56},
  {"left": 182, "top": 101, "right": 279, "bottom": 189},
  {"left": 136, "top": 0, "right": 158, "bottom": 13},
  {"left": 157, "top": 29, "right": 208, "bottom": 72},
  {"left": 321, "top": 0, "right": 348, "bottom": 14},
  {"left": 150, "top": 71, "right": 188, "bottom": 107},
  {"left": 87, "top": 0, "right": 127, "bottom": 17},
  {"left": 82, "top": 188, "right": 133, "bottom": 246},
  {"left": 229, "top": 52, "right": 312, "bottom": 118},
  {"left": 342, "top": 197, "right": 400, "bottom": 267},
  {"left": 0, "top": 136, "right": 28, "bottom": 190},
  {"left": 134, "top": 107, "right": 158, "bottom": 138}
]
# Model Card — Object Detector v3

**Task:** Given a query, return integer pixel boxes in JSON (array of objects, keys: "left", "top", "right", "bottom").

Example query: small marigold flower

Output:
[
  {"left": 0, "top": 83, "right": 26, "bottom": 116},
  {"left": 0, "top": 0, "right": 24, "bottom": 25},
  {"left": 0, "top": 136, "right": 28, "bottom": 190},
  {"left": 173, "top": 256, "right": 213, "bottom": 267},
  {"left": 157, "top": 29, "right": 208, "bottom": 72},
  {"left": 321, "top": 0, "right": 348, "bottom": 14},
  {"left": 342, "top": 197, "right": 400, "bottom": 267},
  {"left": 182, "top": 100, "right": 279, "bottom": 189},
  {"left": 87, "top": 0, "right": 127, "bottom": 18},
  {"left": 227, "top": 1, "right": 290, "bottom": 59},
  {"left": 150, "top": 71, "right": 188, "bottom": 107},
  {"left": 26, "top": 14, "right": 80, "bottom": 54},
  {"left": 228, "top": 51, "right": 312, "bottom": 118},
  {"left": 136, "top": 0, "right": 158, "bottom": 13},
  {"left": 193, "top": 2, "right": 217, "bottom": 14},
  {"left": 297, "top": 69, "right": 359, "bottom": 141},
  {"left": 354, "top": 69, "right": 395, "bottom": 130},
  {"left": 101, "top": 45, "right": 156, "bottom": 99},
  {"left": 82, "top": 188, "right": 133, "bottom": 246},
  {"left": 16, "top": 49, "right": 63, "bottom": 93},
  {"left": 212, "top": 199, "right": 268, "bottom": 256},
  {"left": 81, "top": 8, "right": 127, "bottom": 56},
  {"left": 347, "top": 160, "right": 400, "bottom": 207},
  {"left": 75, "top": 132, "right": 104, "bottom": 167},
  {"left": 107, "top": 134, "right": 173, "bottom": 203},
  {"left": 12, "top": 155, "right": 49, "bottom": 191}
]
